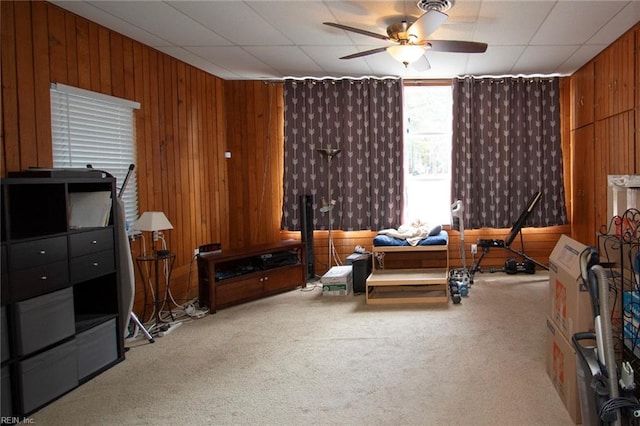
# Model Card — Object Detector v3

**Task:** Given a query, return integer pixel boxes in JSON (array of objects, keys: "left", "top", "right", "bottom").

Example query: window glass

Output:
[{"left": 403, "top": 84, "right": 452, "bottom": 226}]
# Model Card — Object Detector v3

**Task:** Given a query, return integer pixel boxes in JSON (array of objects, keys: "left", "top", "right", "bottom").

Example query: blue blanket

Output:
[{"left": 373, "top": 230, "right": 448, "bottom": 247}]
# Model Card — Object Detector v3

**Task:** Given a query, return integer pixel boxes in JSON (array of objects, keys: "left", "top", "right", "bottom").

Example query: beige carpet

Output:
[{"left": 32, "top": 272, "right": 574, "bottom": 425}]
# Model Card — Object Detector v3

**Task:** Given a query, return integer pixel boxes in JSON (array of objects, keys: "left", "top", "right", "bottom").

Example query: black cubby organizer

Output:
[{"left": 1, "top": 172, "right": 125, "bottom": 417}]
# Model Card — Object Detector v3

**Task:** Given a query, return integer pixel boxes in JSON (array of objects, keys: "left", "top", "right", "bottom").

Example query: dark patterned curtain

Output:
[
  {"left": 451, "top": 76, "right": 567, "bottom": 229},
  {"left": 281, "top": 78, "right": 403, "bottom": 231}
]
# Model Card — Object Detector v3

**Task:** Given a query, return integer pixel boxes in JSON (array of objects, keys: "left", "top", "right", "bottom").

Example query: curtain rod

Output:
[
  {"left": 264, "top": 75, "right": 401, "bottom": 84},
  {"left": 456, "top": 73, "right": 566, "bottom": 80}
]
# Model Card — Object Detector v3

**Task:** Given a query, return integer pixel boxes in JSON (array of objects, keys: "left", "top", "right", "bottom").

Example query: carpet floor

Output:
[{"left": 32, "top": 272, "right": 574, "bottom": 425}]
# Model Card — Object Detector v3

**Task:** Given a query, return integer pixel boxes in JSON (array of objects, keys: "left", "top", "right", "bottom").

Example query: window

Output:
[
  {"left": 50, "top": 83, "right": 140, "bottom": 226},
  {"left": 403, "top": 83, "right": 453, "bottom": 226}
]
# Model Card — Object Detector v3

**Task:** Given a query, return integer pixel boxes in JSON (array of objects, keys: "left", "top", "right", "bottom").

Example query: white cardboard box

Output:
[
  {"left": 549, "top": 234, "right": 594, "bottom": 341},
  {"left": 322, "top": 266, "right": 353, "bottom": 296}
]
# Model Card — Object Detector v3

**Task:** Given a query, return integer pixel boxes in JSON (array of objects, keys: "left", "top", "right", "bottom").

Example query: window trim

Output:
[{"left": 50, "top": 83, "right": 140, "bottom": 110}]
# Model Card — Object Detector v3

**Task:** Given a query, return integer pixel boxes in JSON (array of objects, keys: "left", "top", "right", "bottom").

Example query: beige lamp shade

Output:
[{"left": 131, "top": 211, "right": 173, "bottom": 232}]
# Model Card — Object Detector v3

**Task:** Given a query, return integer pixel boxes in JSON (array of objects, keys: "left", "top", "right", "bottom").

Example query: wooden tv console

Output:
[{"left": 197, "top": 240, "right": 306, "bottom": 313}]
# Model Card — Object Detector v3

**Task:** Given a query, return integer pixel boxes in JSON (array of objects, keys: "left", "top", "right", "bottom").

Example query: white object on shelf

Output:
[
  {"left": 69, "top": 191, "right": 112, "bottom": 228},
  {"left": 608, "top": 175, "right": 640, "bottom": 219}
]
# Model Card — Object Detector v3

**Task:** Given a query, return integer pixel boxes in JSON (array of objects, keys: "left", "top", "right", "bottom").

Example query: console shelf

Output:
[{"left": 197, "top": 241, "right": 306, "bottom": 313}]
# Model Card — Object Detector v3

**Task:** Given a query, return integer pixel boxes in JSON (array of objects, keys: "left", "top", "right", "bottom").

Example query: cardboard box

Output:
[
  {"left": 321, "top": 266, "right": 353, "bottom": 296},
  {"left": 549, "top": 235, "right": 594, "bottom": 340},
  {"left": 546, "top": 316, "right": 582, "bottom": 424}
]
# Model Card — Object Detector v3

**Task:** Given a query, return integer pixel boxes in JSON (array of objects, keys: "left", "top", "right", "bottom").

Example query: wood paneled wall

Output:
[
  {"left": 282, "top": 225, "right": 571, "bottom": 277},
  {"left": 1, "top": 1, "right": 636, "bottom": 319},
  {"left": 570, "top": 23, "right": 640, "bottom": 245},
  {"left": 224, "top": 81, "right": 285, "bottom": 247},
  {"left": 1, "top": 1, "right": 231, "bottom": 319}
]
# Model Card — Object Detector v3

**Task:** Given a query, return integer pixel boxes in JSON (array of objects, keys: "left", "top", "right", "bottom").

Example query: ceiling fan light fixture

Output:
[{"left": 386, "top": 45, "right": 425, "bottom": 67}]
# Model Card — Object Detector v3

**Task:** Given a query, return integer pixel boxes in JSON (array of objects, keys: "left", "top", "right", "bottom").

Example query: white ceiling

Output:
[{"left": 51, "top": 0, "right": 640, "bottom": 80}]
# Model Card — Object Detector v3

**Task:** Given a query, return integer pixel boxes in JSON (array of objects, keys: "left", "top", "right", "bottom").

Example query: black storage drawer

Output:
[
  {"left": 1, "top": 245, "right": 8, "bottom": 303},
  {"left": 9, "top": 236, "right": 67, "bottom": 270},
  {"left": 70, "top": 250, "right": 115, "bottom": 284},
  {"left": 15, "top": 288, "right": 75, "bottom": 356},
  {"left": 1, "top": 306, "right": 9, "bottom": 362},
  {"left": 19, "top": 339, "right": 78, "bottom": 414},
  {"left": 69, "top": 228, "right": 114, "bottom": 258},
  {"left": 10, "top": 260, "right": 70, "bottom": 301},
  {"left": 77, "top": 318, "right": 118, "bottom": 379},
  {"left": 1, "top": 366, "right": 12, "bottom": 418}
]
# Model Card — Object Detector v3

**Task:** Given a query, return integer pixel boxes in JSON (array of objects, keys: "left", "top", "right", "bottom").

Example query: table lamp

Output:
[{"left": 132, "top": 211, "right": 173, "bottom": 255}]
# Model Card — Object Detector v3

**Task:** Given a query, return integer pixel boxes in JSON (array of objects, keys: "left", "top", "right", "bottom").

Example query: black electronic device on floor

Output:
[
  {"left": 300, "top": 194, "right": 316, "bottom": 280},
  {"left": 346, "top": 252, "right": 372, "bottom": 294}
]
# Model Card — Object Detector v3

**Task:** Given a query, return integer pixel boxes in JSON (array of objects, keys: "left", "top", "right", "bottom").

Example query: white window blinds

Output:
[{"left": 50, "top": 83, "right": 140, "bottom": 226}]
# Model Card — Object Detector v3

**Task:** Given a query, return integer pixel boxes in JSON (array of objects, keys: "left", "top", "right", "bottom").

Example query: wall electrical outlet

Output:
[
  {"left": 194, "top": 248, "right": 199, "bottom": 257},
  {"left": 471, "top": 244, "right": 478, "bottom": 255}
]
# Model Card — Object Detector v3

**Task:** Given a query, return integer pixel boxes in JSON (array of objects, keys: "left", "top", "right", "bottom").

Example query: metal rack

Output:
[{"left": 598, "top": 208, "right": 640, "bottom": 386}]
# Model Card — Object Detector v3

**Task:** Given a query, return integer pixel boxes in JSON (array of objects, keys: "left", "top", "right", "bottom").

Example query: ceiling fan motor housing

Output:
[
  {"left": 387, "top": 21, "right": 415, "bottom": 43},
  {"left": 417, "top": 0, "right": 452, "bottom": 13}
]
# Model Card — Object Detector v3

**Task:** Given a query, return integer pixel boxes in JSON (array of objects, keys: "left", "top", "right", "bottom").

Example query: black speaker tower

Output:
[{"left": 300, "top": 194, "right": 315, "bottom": 280}]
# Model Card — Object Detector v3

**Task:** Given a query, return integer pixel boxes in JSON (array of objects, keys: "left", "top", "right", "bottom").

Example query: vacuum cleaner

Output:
[
  {"left": 572, "top": 247, "right": 640, "bottom": 425},
  {"left": 449, "top": 200, "right": 472, "bottom": 304}
]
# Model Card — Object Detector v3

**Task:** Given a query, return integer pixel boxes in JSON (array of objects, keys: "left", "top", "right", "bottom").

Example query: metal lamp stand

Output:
[{"left": 318, "top": 148, "right": 341, "bottom": 268}]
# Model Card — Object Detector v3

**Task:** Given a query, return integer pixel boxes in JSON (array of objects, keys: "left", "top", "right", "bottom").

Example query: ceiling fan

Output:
[{"left": 323, "top": 0, "right": 487, "bottom": 70}]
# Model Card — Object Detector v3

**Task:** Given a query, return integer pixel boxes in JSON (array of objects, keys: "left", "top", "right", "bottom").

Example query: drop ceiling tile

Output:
[
  {"left": 531, "top": 1, "right": 626, "bottom": 45},
  {"left": 156, "top": 46, "right": 240, "bottom": 79},
  {"left": 251, "top": 1, "right": 355, "bottom": 45},
  {"left": 554, "top": 44, "right": 608, "bottom": 75},
  {"left": 474, "top": 1, "right": 555, "bottom": 45},
  {"left": 513, "top": 45, "right": 581, "bottom": 75},
  {"left": 169, "top": 1, "right": 292, "bottom": 46},
  {"left": 185, "top": 46, "right": 279, "bottom": 79},
  {"left": 589, "top": 1, "right": 640, "bottom": 45},
  {"left": 51, "top": 1, "right": 170, "bottom": 47},
  {"left": 302, "top": 45, "right": 376, "bottom": 77},
  {"left": 89, "top": 1, "right": 229, "bottom": 46},
  {"left": 465, "top": 45, "right": 526, "bottom": 76},
  {"left": 245, "top": 46, "right": 322, "bottom": 77}
]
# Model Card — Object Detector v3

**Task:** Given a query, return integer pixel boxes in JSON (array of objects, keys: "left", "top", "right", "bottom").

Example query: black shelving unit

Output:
[{"left": 0, "top": 170, "right": 125, "bottom": 417}]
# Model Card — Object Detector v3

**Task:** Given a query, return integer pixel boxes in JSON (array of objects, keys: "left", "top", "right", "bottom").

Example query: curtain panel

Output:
[
  {"left": 281, "top": 78, "right": 403, "bottom": 232},
  {"left": 451, "top": 76, "right": 568, "bottom": 229}
]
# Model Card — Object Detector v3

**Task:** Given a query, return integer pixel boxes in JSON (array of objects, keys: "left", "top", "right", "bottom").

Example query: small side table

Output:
[{"left": 135, "top": 251, "right": 177, "bottom": 328}]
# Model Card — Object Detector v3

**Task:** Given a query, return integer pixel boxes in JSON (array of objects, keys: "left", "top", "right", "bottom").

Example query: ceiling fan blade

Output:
[
  {"left": 408, "top": 10, "right": 448, "bottom": 40},
  {"left": 340, "top": 46, "right": 389, "bottom": 60},
  {"left": 411, "top": 55, "right": 431, "bottom": 72},
  {"left": 323, "top": 22, "right": 390, "bottom": 41},
  {"left": 426, "top": 40, "right": 488, "bottom": 53}
]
